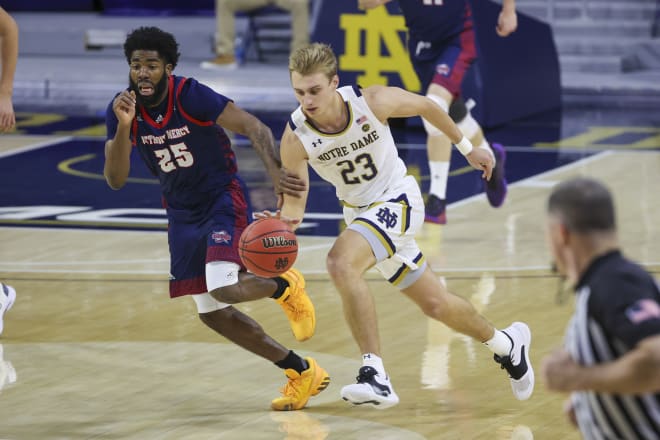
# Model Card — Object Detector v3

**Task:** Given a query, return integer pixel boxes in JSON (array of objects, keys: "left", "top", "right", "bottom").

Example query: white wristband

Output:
[{"left": 454, "top": 136, "right": 473, "bottom": 156}]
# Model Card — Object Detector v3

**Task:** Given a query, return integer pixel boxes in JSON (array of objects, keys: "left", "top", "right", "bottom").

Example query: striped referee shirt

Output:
[{"left": 565, "top": 250, "right": 660, "bottom": 439}]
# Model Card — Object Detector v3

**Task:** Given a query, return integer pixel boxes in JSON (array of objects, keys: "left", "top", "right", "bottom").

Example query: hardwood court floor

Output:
[{"left": 0, "top": 134, "right": 659, "bottom": 439}]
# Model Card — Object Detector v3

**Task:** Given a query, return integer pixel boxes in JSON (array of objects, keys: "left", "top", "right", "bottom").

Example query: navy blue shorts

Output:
[
  {"left": 166, "top": 177, "right": 252, "bottom": 298},
  {"left": 408, "top": 21, "right": 476, "bottom": 98}
]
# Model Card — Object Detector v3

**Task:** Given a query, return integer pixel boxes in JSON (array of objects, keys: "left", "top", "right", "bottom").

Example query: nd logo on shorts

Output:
[{"left": 375, "top": 206, "right": 398, "bottom": 229}]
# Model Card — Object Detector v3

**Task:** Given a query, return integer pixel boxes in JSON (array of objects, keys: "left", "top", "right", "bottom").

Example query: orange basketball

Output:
[{"left": 239, "top": 217, "right": 298, "bottom": 278}]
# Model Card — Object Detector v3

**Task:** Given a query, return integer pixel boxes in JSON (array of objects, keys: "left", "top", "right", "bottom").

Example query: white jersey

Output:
[{"left": 289, "top": 85, "right": 407, "bottom": 207}]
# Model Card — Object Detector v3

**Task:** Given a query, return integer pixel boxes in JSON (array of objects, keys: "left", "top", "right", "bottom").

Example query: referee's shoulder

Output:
[{"left": 590, "top": 258, "right": 653, "bottom": 300}]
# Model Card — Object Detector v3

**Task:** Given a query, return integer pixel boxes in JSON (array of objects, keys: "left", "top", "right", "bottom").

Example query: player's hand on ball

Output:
[
  {"left": 254, "top": 210, "right": 301, "bottom": 229},
  {"left": 465, "top": 147, "right": 494, "bottom": 180},
  {"left": 254, "top": 209, "right": 277, "bottom": 220},
  {"left": 239, "top": 217, "right": 298, "bottom": 277}
]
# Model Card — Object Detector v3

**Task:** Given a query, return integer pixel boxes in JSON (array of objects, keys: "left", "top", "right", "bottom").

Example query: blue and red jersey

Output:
[
  {"left": 106, "top": 75, "right": 239, "bottom": 214},
  {"left": 396, "top": 0, "right": 472, "bottom": 43},
  {"left": 106, "top": 75, "right": 252, "bottom": 297}
]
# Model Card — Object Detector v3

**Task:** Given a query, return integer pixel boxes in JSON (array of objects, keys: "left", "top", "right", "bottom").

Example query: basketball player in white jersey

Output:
[{"left": 273, "top": 43, "right": 534, "bottom": 408}]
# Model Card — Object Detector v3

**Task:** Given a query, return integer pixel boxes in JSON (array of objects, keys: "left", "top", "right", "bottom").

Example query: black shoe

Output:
[
  {"left": 485, "top": 143, "right": 508, "bottom": 207},
  {"left": 424, "top": 194, "right": 447, "bottom": 224}
]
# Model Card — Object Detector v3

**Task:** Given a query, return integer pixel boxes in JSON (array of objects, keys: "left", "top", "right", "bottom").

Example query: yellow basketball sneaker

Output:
[
  {"left": 271, "top": 357, "right": 330, "bottom": 411},
  {"left": 275, "top": 268, "right": 316, "bottom": 341}
]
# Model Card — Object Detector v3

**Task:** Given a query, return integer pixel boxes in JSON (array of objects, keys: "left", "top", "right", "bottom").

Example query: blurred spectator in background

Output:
[{"left": 201, "top": 0, "right": 309, "bottom": 70}]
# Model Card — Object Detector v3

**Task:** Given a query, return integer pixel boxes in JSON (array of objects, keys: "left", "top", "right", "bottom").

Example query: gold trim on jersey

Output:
[
  {"left": 341, "top": 200, "right": 381, "bottom": 209},
  {"left": 352, "top": 217, "right": 395, "bottom": 257},
  {"left": 303, "top": 100, "right": 354, "bottom": 137},
  {"left": 388, "top": 253, "right": 426, "bottom": 286}
]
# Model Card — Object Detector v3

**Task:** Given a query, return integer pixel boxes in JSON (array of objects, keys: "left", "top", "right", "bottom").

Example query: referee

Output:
[{"left": 541, "top": 177, "right": 660, "bottom": 439}]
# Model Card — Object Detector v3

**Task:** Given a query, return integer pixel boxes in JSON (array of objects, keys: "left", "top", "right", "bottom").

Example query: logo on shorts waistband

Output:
[{"left": 212, "top": 230, "right": 232, "bottom": 244}]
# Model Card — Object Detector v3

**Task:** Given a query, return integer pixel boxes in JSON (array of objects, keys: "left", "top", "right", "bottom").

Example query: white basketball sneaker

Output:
[
  {"left": 340, "top": 366, "right": 400, "bottom": 409},
  {"left": 0, "top": 283, "right": 16, "bottom": 336},
  {"left": 0, "top": 344, "right": 17, "bottom": 392},
  {"left": 494, "top": 322, "right": 534, "bottom": 400}
]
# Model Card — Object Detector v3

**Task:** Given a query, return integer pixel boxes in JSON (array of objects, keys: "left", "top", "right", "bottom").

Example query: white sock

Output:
[
  {"left": 362, "top": 353, "right": 386, "bottom": 377},
  {"left": 484, "top": 329, "right": 512, "bottom": 357},
  {"left": 428, "top": 161, "right": 449, "bottom": 199}
]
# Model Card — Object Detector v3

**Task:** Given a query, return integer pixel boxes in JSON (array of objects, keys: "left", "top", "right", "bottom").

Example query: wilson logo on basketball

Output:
[{"left": 261, "top": 236, "right": 297, "bottom": 248}]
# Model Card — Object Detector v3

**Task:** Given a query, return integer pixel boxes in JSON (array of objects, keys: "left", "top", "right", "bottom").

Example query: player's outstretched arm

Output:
[
  {"left": 278, "top": 124, "right": 309, "bottom": 231},
  {"left": 363, "top": 85, "right": 493, "bottom": 180},
  {"left": 216, "top": 101, "right": 281, "bottom": 191},
  {"left": 278, "top": 167, "right": 307, "bottom": 204},
  {"left": 364, "top": 85, "right": 462, "bottom": 140}
]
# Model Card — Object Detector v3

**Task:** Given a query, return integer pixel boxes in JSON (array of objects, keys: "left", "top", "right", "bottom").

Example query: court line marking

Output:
[
  {"left": 0, "top": 135, "right": 73, "bottom": 158},
  {"left": 0, "top": 259, "right": 170, "bottom": 266},
  {"left": 0, "top": 268, "right": 169, "bottom": 275},
  {"left": 0, "top": 149, "right": 617, "bottom": 274},
  {"left": 0, "top": 249, "right": 333, "bottom": 273},
  {"left": 3, "top": 149, "right": 656, "bottom": 275}
]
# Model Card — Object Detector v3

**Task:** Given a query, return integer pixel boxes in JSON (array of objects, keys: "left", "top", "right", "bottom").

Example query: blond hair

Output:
[{"left": 288, "top": 42, "right": 337, "bottom": 80}]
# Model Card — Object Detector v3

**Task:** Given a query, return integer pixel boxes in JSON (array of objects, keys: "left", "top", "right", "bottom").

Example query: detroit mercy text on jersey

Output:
[
  {"left": 289, "top": 85, "right": 407, "bottom": 207},
  {"left": 106, "top": 75, "right": 238, "bottom": 212}
]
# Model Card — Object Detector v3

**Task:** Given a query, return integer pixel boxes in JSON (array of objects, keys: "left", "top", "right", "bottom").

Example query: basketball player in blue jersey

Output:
[
  {"left": 269, "top": 43, "right": 534, "bottom": 408},
  {"left": 104, "top": 27, "right": 329, "bottom": 411},
  {"left": 359, "top": 0, "right": 517, "bottom": 224}
]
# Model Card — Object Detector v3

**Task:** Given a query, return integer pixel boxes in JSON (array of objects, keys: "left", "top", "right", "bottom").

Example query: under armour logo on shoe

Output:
[{"left": 356, "top": 366, "right": 391, "bottom": 397}]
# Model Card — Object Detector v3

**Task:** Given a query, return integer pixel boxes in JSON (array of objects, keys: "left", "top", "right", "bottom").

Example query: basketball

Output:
[{"left": 239, "top": 217, "right": 298, "bottom": 278}]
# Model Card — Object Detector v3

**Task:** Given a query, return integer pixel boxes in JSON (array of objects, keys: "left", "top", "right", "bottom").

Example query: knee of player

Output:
[
  {"left": 451, "top": 99, "right": 483, "bottom": 141},
  {"left": 326, "top": 251, "right": 358, "bottom": 280},
  {"left": 197, "top": 306, "right": 232, "bottom": 329},
  {"left": 209, "top": 284, "right": 242, "bottom": 304},
  {"left": 205, "top": 261, "right": 241, "bottom": 303},
  {"left": 422, "top": 93, "right": 451, "bottom": 137},
  {"left": 448, "top": 97, "right": 468, "bottom": 122},
  {"left": 198, "top": 311, "right": 213, "bottom": 328},
  {"left": 418, "top": 295, "right": 449, "bottom": 320}
]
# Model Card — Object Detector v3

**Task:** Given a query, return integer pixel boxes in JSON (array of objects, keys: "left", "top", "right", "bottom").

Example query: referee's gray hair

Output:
[{"left": 547, "top": 177, "right": 616, "bottom": 233}]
